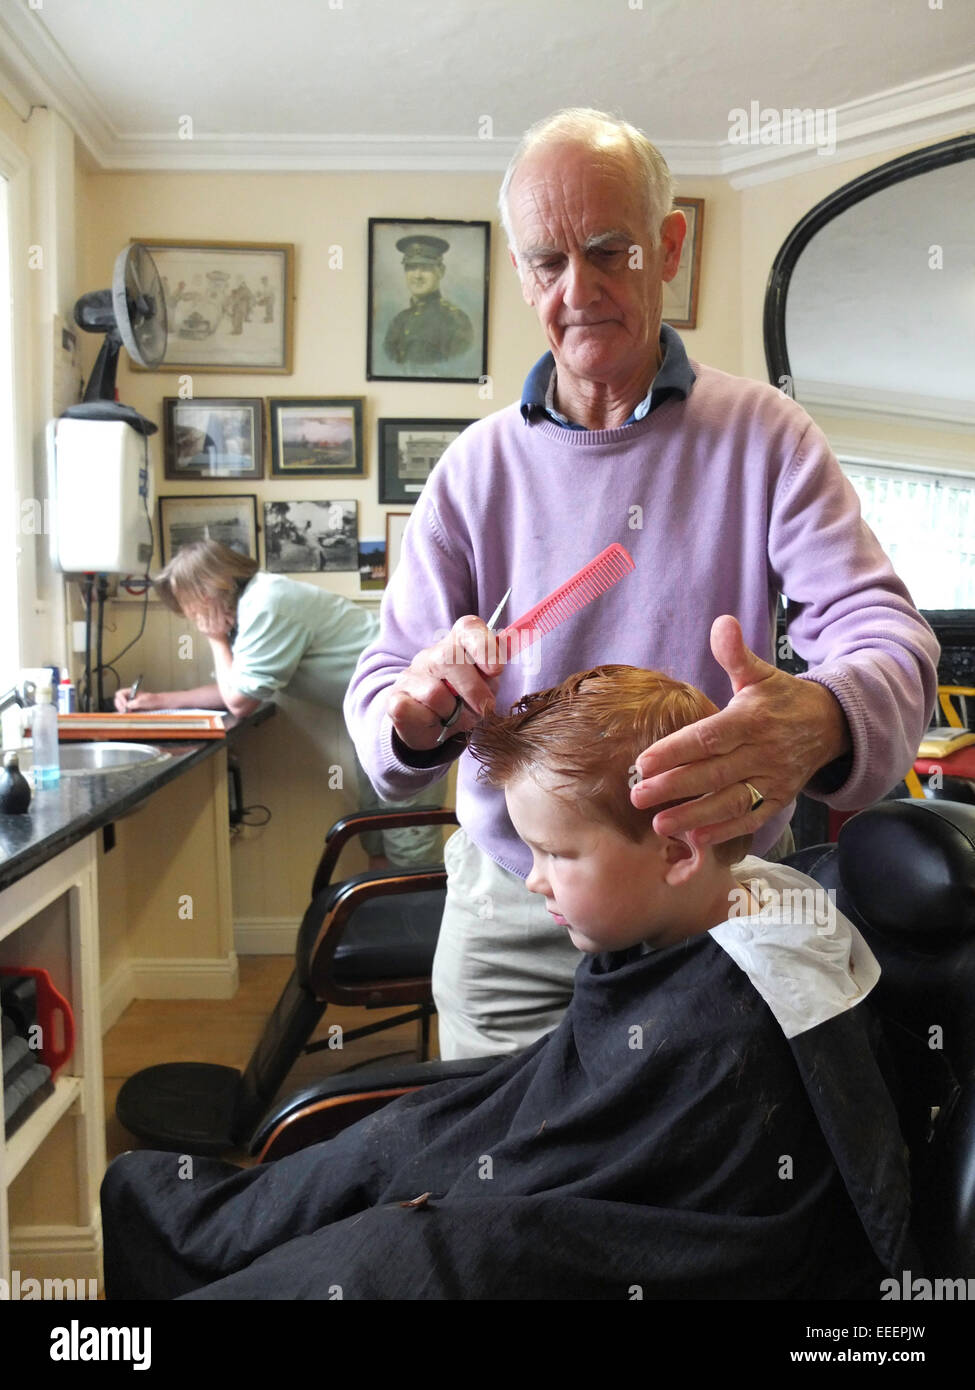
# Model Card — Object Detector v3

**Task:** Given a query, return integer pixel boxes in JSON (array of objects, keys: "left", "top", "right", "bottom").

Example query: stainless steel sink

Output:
[{"left": 2, "top": 743, "right": 172, "bottom": 777}]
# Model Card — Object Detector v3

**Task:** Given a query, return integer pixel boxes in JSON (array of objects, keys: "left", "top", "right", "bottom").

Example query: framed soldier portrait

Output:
[{"left": 367, "top": 218, "right": 489, "bottom": 383}]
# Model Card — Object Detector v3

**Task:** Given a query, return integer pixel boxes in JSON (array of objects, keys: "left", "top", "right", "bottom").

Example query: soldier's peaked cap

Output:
[{"left": 397, "top": 234, "right": 450, "bottom": 264}]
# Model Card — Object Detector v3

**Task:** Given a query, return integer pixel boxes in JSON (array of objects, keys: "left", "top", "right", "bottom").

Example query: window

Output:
[
  {"left": 0, "top": 172, "right": 20, "bottom": 693},
  {"left": 840, "top": 459, "right": 975, "bottom": 610}
]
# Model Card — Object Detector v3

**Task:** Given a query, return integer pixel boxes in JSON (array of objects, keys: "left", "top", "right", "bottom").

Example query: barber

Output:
[{"left": 345, "top": 108, "right": 939, "bottom": 1058}]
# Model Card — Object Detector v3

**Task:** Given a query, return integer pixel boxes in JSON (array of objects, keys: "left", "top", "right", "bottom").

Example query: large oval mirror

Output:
[{"left": 764, "top": 133, "right": 975, "bottom": 621}]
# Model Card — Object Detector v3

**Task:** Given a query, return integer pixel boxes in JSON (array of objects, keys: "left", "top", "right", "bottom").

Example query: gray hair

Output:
[{"left": 499, "top": 108, "right": 674, "bottom": 257}]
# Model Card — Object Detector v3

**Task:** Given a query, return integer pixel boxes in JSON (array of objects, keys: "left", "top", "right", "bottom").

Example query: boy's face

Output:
[{"left": 505, "top": 770, "right": 686, "bottom": 953}]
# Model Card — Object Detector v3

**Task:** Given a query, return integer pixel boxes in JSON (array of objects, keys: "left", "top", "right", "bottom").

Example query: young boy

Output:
[{"left": 101, "top": 665, "right": 912, "bottom": 1300}]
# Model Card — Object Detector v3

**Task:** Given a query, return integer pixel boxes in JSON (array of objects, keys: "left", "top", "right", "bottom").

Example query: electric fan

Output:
[{"left": 73, "top": 243, "right": 167, "bottom": 402}]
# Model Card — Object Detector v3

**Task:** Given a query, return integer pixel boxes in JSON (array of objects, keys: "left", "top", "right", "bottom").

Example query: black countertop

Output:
[{"left": 0, "top": 705, "right": 274, "bottom": 895}]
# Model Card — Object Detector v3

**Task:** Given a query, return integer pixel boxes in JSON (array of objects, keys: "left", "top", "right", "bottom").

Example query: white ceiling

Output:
[{"left": 1, "top": 0, "right": 974, "bottom": 181}]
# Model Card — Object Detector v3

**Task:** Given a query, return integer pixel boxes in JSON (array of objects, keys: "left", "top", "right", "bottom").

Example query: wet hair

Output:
[
  {"left": 153, "top": 540, "right": 258, "bottom": 618},
  {"left": 468, "top": 664, "right": 752, "bottom": 867},
  {"left": 498, "top": 107, "right": 675, "bottom": 252}
]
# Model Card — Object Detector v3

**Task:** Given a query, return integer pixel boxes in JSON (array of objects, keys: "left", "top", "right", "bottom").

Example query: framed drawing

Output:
[
  {"left": 378, "top": 417, "right": 474, "bottom": 503},
  {"left": 158, "top": 494, "right": 259, "bottom": 564},
  {"left": 263, "top": 499, "right": 358, "bottom": 573},
  {"left": 662, "top": 198, "right": 704, "bottom": 330},
  {"left": 135, "top": 240, "right": 294, "bottom": 371},
  {"left": 163, "top": 398, "right": 264, "bottom": 480},
  {"left": 268, "top": 398, "right": 364, "bottom": 478},
  {"left": 384, "top": 511, "right": 411, "bottom": 583},
  {"left": 367, "top": 218, "right": 489, "bottom": 382}
]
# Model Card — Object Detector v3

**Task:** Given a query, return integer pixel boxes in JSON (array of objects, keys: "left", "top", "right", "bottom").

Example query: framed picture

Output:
[
  {"left": 385, "top": 511, "right": 411, "bottom": 583},
  {"left": 358, "top": 537, "right": 387, "bottom": 591},
  {"left": 264, "top": 500, "right": 358, "bottom": 573},
  {"left": 662, "top": 198, "right": 704, "bottom": 330},
  {"left": 367, "top": 218, "right": 489, "bottom": 382},
  {"left": 163, "top": 398, "right": 264, "bottom": 480},
  {"left": 135, "top": 240, "right": 294, "bottom": 372},
  {"left": 268, "top": 398, "right": 364, "bottom": 478},
  {"left": 378, "top": 417, "right": 474, "bottom": 503},
  {"left": 158, "top": 494, "right": 259, "bottom": 564}
]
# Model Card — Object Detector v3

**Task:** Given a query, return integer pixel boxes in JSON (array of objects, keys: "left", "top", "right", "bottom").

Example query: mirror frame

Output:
[
  {"left": 764, "top": 131, "right": 975, "bottom": 644},
  {"left": 763, "top": 131, "right": 975, "bottom": 390}
]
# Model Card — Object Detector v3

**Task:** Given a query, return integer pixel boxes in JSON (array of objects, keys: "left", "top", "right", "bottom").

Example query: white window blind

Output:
[{"left": 841, "top": 459, "right": 975, "bottom": 610}]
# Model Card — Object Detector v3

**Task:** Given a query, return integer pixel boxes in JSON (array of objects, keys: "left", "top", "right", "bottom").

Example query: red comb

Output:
[{"left": 500, "top": 544, "right": 635, "bottom": 650}]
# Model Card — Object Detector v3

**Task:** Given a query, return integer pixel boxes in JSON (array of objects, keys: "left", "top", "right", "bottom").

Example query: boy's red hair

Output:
[{"left": 468, "top": 664, "right": 752, "bottom": 866}]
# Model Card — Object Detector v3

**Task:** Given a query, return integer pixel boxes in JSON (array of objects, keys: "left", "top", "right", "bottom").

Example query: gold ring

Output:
[{"left": 744, "top": 781, "right": 765, "bottom": 812}]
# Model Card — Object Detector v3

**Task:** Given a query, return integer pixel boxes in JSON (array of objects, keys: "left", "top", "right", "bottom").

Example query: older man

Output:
[{"left": 345, "top": 108, "right": 939, "bottom": 1059}]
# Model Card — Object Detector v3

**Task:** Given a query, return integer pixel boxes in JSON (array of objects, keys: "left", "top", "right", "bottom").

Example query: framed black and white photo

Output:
[
  {"left": 662, "top": 198, "right": 704, "bottom": 330},
  {"left": 158, "top": 494, "right": 259, "bottom": 564},
  {"left": 268, "top": 398, "right": 364, "bottom": 478},
  {"left": 367, "top": 218, "right": 489, "bottom": 382},
  {"left": 136, "top": 240, "right": 294, "bottom": 372},
  {"left": 385, "top": 511, "right": 411, "bottom": 583},
  {"left": 263, "top": 500, "right": 358, "bottom": 573},
  {"left": 163, "top": 398, "right": 264, "bottom": 480},
  {"left": 378, "top": 418, "right": 474, "bottom": 503}
]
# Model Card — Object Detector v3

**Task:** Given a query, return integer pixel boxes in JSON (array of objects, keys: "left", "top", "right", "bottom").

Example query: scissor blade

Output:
[{"left": 486, "top": 587, "right": 511, "bottom": 631}]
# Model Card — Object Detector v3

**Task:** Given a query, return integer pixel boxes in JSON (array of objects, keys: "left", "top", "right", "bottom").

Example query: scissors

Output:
[{"left": 435, "top": 588, "right": 511, "bottom": 745}]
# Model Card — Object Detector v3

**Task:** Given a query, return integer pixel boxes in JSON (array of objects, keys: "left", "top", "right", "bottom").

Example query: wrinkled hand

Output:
[
  {"left": 387, "top": 616, "right": 506, "bottom": 751},
  {"left": 630, "top": 615, "right": 850, "bottom": 847}
]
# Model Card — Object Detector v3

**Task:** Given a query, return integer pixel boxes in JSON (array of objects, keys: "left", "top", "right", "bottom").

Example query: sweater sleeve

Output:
[
  {"left": 767, "top": 417, "right": 940, "bottom": 810},
  {"left": 343, "top": 472, "right": 477, "bottom": 800}
]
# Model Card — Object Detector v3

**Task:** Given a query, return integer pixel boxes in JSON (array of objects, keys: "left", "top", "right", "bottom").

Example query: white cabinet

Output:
[{"left": 0, "top": 836, "right": 104, "bottom": 1290}]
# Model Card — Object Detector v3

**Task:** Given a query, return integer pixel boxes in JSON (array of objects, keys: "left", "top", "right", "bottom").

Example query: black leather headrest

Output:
[{"left": 838, "top": 799, "right": 975, "bottom": 944}]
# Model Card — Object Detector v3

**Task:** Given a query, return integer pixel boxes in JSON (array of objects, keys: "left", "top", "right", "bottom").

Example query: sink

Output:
[{"left": 2, "top": 743, "right": 173, "bottom": 777}]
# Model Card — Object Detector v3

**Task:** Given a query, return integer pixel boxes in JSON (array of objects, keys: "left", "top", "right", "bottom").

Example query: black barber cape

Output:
[{"left": 101, "top": 932, "right": 912, "bottom": 1300}]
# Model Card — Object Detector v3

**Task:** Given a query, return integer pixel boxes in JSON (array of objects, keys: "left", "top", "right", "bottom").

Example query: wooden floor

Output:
[{"left": 102, "top": 956, "right": 438, "bottom": 1166}]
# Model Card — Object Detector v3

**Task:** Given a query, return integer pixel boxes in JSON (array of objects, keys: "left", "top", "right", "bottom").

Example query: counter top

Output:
[{"left": 0, "top": 705, "right": 274, "bottom": 894}]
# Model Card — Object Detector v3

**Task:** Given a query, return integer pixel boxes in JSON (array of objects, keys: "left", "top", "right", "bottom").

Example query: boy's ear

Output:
[{"left": 662, "top": 834, "right": 704, "bottom": 887}]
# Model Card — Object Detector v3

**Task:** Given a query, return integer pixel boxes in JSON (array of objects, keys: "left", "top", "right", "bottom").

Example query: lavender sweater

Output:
[{"left": 345, "top": 362, "right": 939, "bottom": 876}]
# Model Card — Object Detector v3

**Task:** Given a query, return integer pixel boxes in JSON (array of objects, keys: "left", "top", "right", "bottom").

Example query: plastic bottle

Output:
[
  {"left": 31, "top": 680, "right": 61, "bottom": 786},
  {"left": 58, "top": 669, "right": 77, "bottom": 714}
]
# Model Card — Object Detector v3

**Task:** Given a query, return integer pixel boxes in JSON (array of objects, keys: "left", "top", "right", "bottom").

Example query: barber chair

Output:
[
  {"left": 115, "top": 807, "right": 458, "bottom": 1156},
  {"left": 250, "top": 799, "right": 975, "bottom": 1281}
]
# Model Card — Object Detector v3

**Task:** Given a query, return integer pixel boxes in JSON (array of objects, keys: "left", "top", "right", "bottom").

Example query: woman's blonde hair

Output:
[{"left": 153, "top": 540, "right": 258, "bottom": 617}]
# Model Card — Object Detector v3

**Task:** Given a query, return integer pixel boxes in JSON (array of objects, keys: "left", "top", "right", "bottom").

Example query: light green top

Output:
[{"left": 231, "top": 572, "right": 379, "bottom": 709}]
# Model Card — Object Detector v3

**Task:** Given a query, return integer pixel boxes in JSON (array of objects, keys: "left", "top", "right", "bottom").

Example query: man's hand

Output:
[
  {"left": 387, "top": 616, "right": 506, "bottom": 751},
  {"left": 630, "top": 615, "right": 851, "bottom": 847}
]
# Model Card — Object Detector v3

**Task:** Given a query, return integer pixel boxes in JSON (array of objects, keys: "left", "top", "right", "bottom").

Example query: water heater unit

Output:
[{"left": 49, "top": 416, "right": 153, "bottom": 574}]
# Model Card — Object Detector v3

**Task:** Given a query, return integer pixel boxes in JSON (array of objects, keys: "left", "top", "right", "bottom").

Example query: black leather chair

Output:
[
  {"left": 115, "top": 807, "right": 458, "bottom": 1156},
  {"left": 250, "top": 799, "right": 975, "bottom": 1281}
]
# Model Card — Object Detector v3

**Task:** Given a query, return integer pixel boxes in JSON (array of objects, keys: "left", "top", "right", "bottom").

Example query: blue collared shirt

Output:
[{"left": 520, "top": 321, "right": 696, "bottom": 428}]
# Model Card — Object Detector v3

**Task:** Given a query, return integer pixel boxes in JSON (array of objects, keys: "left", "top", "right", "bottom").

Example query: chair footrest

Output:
[{"left": 116, "top": 1062, "right": 243, "bottom": 1155}]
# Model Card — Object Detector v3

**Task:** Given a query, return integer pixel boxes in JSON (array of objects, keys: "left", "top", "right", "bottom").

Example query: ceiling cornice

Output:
[{"left": 2, "top": 6, "right": 973, "bottom": 183}]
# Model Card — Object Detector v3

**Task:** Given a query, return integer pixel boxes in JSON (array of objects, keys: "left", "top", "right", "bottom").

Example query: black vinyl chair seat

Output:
[{"left": 329, "top": 888, "right": 442, "bottom": 983}]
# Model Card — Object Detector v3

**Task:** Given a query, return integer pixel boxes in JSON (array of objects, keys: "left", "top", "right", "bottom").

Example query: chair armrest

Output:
[
  {"left": 313, "top": 808, "right": 459, "bottom": 896},
  {"left": 251, "top": 1055, "right": 505, "bottom": 1161}
]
